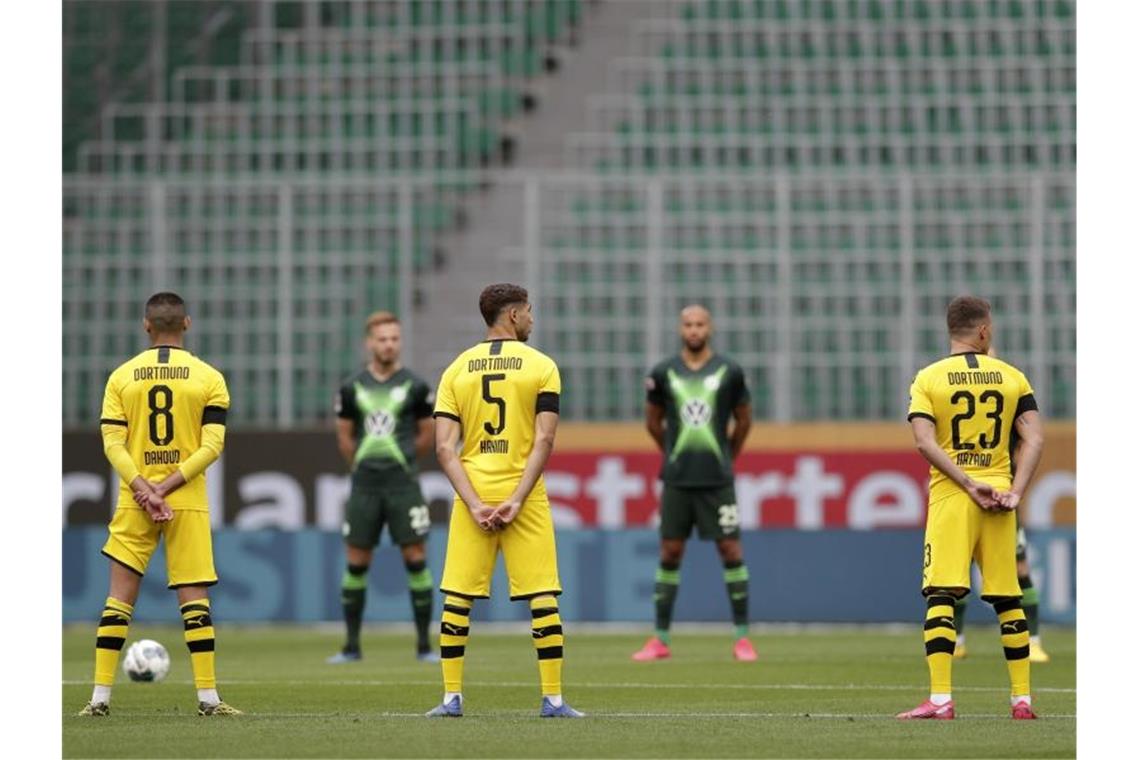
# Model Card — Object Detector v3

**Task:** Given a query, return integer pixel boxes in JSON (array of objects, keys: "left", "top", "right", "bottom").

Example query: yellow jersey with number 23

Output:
[{"left": 907, "top": 351, "right": 1037, "bottom": 503}]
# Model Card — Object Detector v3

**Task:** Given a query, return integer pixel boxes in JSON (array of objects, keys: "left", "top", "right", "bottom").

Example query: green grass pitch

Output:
[{"left": 63, "top": 624, "right": 1075, "bottom": 758}]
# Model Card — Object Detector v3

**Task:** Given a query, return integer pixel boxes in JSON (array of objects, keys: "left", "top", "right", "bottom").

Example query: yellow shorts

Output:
[
  {"left": 439, "top": 497, "right": 561, "bottom": 601},
  {"left": 922, "top": 491, "right": 1019, "bottom": 598},
  {"left": 102, "top": 506, "right": 217, "bottom": 589}
]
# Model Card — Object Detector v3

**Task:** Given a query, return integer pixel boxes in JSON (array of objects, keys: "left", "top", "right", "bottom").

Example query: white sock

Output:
[
  {"left": 92, "top": 685, "right": 111, "bottom": 704},
  {"left": 1012, "top": 695, "right": 1031, "bottom": 706},
  {"left": 197, "top": 688, "right": 220, "bottom": 706},
  {"left": 1030, "top": 635, "right": 1041, "bottom": 646},
  {"left": 444, "top": 691, "right": 462, "bottom": 704},
  {"left": 545, "top": 694, "right": 563, "bottom": 707},
  {"left": 956, "top": 634, "right": 966, "bottom": 646},
  {"left": 929, "top": 693, "right": 952, "bottom": 706}
]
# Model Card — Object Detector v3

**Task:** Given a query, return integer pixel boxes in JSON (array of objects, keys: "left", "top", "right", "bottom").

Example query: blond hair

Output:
[{"left": 364, "top": 310, "right": 399, "bottom": 335}]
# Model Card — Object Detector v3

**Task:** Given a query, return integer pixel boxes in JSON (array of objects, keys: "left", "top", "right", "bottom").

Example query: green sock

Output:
[
  {"left": 654, "top": 563, "right": 680, "bottom": 644},
  {"left": 723, "top": 561, "right": 749, "bottom": 637},
  {"left": 406, "top": 559, "right": 434, "bottom": 653},
  {"left": 1020, "top": 578, "right": 1040, "bottom": 637},
  {"left": 341, "top": 563, "right": 368, "bottom": 652},
  {"left": 953, "top": 596, "right": 968, "bottom": 640}
]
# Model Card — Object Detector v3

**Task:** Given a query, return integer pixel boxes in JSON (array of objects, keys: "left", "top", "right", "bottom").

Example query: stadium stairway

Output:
[{"left": 412, "top": 0, "right": 657, "bottom": 382}]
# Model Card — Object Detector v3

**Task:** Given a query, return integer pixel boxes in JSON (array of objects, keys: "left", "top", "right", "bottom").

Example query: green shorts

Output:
[
  {"left": 344, "top": 475, "right": 431, "bottom": 548},
  {"left": 659, "top": 483, "right": 741, "bottom": 541}
]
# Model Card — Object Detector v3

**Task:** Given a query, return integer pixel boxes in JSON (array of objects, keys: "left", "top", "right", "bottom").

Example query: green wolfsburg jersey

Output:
[
  {"left": 645, "top": 354, "right": 751, "bottom": 488},
  {"left": 335, "top": 367, "right": 434, "bottom": 486}
]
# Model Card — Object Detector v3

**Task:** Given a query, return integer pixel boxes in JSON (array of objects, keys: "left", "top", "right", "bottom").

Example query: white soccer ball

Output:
[{"left": 122, "top": 639, "right": 171, "bottom": 683}]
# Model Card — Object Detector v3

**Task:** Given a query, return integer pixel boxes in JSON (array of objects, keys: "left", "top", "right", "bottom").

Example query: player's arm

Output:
[
  {"left": 413, "top": 381, "right": 435, "bottom": 461},
  {"left": 644, "top": 365, "right": 666, "bottom": 451},
  {"left": 729, "top": 402, "right": 752, "bottom": 459},
  {"left": 909, "top": 417, "right": 1000, "bottom": 510},
  {"left": 494, "top": 409, "right": 559, "bottom": 527},
  {"left": 334, "top": 384, "right": 358, "bottom": 468},
  {"left": 1004, "top": 409, "right": 1044, "bottom": 510},
  {"left": 414, "top": 417, "right": 434, "bottom": 460},
  {"left": 153, "top": 376, "right": 228, "bottom": 498},
  {"left": 645, "top": 402, "right": 666, "bottom": 451},
  {"left": 335, "top": 419, "right": 356, "bottom": 467},
  {"left": 434, "top": 414, "right": 496, "bottom": 530},
  {"left": 100, "top": 375, "right": 170, "bottom": 521}
]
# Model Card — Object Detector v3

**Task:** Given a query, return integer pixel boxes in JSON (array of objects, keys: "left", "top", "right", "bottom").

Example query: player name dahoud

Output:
[
  {"left": 946, "top": 370, "right": 1003, "bottom": 386},
  {"left": 467, "top": 356, "right": 524, "bottom": 373},
  {"left": 133, "top": 366, "right": 192, "bottom": 381}
]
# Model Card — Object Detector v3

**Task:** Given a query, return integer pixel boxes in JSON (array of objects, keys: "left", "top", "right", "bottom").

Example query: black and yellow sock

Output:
[
  {"left": 94, "top": 597, "right": 133, "bottom": 687},
  {"left": 341, "top": 563, "right": 368, "bottom": 653},
  {"left": 181, "top": 599, "right": 216, "bottom": 689},
  {"left": 1019, "top": 575, "right": 1040, "bottom": 637},
  {"left": 440, "top": 596, "right": 471, "bottom": 693},
  {"left": 530, "top": 596, "right": 564, "bottom": 697},
  {"left": 406, "top": 560, "right": 434, "bottom": 654},
  {"left": 923, "top": 594, "right": 956, "bottom": 695},
  {"left": 992, "top": 597, "right": 1031, "bottom": 698},
  {"left": 953, "top": 596, "right": 968, "bottom": 639},
  {"left": 654, "top": 561, "right": 680, "bottom": 644},
  {"left": 723, "top": 560, "right": 750, "bottom": 638}
]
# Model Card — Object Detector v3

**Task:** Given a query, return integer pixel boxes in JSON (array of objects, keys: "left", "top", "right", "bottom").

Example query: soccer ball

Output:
[{"left": 122, "top": 639, "right": 171, "bottom": 682}]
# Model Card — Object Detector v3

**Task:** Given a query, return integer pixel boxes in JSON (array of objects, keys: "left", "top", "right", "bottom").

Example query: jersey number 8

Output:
[{"left": 147, "top": 385, "right": 175, "bottom": 446}]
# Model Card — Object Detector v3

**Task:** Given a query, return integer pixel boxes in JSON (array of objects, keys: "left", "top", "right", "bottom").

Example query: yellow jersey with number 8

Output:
[
  {"left": 907, "top": 351, "right": 1037, "bottom": 503},
  {"left": 100, "top": 345, "right": 229, "bottom": 511},
  {"left": 433, "top": 338, "right": 561, "bottom": 504}
]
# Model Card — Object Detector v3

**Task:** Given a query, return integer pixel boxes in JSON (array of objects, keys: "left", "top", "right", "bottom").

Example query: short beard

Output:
[{"left": 684, "top": 338, "right": 706, "bottom": 353}]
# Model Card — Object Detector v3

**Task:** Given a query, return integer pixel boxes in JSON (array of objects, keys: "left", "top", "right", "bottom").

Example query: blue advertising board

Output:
[{"left": 63, "top": 528, "right": 1075, "bottom": 625}]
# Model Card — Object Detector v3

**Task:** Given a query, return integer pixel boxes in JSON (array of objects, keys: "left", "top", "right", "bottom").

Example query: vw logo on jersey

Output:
[
  {"left": 680, "top": 398, "right": 712, "bottom": 427},
  {"left": 364, "top": 409, "right": 396, "bottom": 437},
  {"left": 390, "top": 386, "right": 408, "bottom": 404},
  {"left": 703, "top": 374, "right": 721, "bottom": 391}
]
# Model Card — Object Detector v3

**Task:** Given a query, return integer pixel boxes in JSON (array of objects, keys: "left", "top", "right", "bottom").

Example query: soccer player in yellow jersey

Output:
[
  {"left": 425, "top": 283, "right": 583, "bottom": 718},
  {"left": 79, "top": 293, "right": 241, "bottom": 717},
  {"left": 898, "top": 296, "right": 1044, "bottom": 721}
]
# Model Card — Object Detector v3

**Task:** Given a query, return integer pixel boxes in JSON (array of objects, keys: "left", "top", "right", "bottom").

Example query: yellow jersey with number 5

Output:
[
  {"left": 907, "top": 351, "right": 1037, "bottom": 502},
  {"left": 100, "top": 345, "right": 229, "bottom": 511},
  {"left": 433, "top": 338, "right": 561, "bottom": 503}
]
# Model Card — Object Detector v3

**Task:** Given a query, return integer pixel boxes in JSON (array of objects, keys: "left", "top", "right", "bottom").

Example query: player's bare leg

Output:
[
  {"left": 898, "top": 587, "right": 965, "bottom": 719},
  {"left": 633, "top": 539, "right": 685, "bottom": 661},
  {"left": 176, "top": 585, "right": 240, "bottom": 716},
  {"left": 329, "top": 544, "right": 372, "bottom": 663},
  {"left": 80, "top": 560, "right": 142, "bottom": 715},
  {"left": 716, "top": 538, "right": 756, "bottom": 661},
  {"left": 400, "top": 542, "right": 437, "bottom": 662}
]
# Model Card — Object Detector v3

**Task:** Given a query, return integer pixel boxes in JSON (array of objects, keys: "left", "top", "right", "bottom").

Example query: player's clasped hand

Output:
[
  {"left": 490, "top": 500, "right": 521, "bottom": 529},
  {"left": 964, "top": 480, "right": 1004, "bottom": 512},
  {"left": 469, "top": 503, "right": 500, "bottom": 532}
]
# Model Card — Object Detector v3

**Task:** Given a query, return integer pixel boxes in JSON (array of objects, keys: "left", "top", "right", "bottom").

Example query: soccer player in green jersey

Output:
[
  {"left": 327, "top": 311, "right": 438, "bottom": 663},
  {"left": 632, "top": 305, "right": 756, "bottom": 662}
]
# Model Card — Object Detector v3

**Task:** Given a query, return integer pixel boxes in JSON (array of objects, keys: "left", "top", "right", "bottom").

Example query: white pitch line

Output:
[
  {"left": 60, "top": 678, "right": 1077, "bottom": 694},
  {"left": 153, "top": 711, "right": 1075, "bottom": 721}
]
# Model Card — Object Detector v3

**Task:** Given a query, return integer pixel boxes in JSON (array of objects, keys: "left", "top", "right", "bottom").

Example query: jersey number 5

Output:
[
  {"left": 147, "top": 385, "right": 175, "bottom": 446},
  {"left": 949, "top": 390, "right": 1003, "bottom": 450},
  {"left": 481, "top": 374, "right": 507, "bottom": 435}
]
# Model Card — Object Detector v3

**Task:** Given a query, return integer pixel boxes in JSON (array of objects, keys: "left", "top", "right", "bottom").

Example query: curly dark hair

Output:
[
  {"left": 946, "top": 295, "right": 991, "bottom": 335},
  {"left": 478, "top": 283, "right": 529, "bottom": 326}
]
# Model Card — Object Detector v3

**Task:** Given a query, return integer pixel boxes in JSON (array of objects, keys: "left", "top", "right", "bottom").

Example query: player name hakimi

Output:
[
  {"left": 467, "top": 356, "right": 524, "bottom": 373},
  {"left": 133, "top": 366, "right": 192, "bottom": 381}
]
